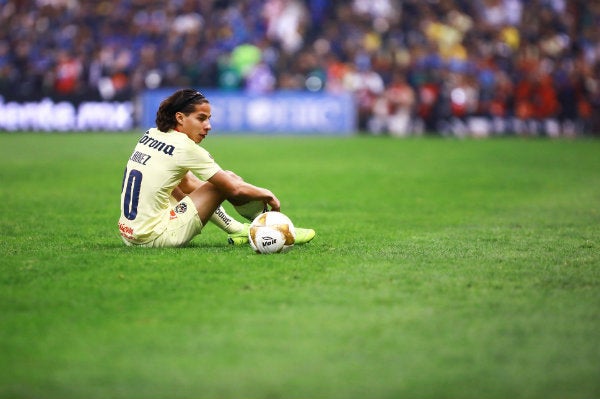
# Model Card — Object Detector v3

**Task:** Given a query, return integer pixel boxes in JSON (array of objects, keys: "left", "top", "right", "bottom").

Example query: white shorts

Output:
[{"left": 122, "top": 196, "right": 203, "bottom": 248}]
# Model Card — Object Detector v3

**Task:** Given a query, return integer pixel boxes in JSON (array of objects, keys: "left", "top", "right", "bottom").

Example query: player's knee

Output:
[{"left": 190, "top": 181, "right": 225, "bottom": 202}]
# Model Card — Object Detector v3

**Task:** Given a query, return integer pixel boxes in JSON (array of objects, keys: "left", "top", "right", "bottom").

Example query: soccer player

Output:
[{"left": 118, "top": 88, "right": 315, "bottom": 248}]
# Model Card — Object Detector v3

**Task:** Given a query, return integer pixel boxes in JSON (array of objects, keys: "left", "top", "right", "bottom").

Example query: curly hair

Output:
[{"left": 155, "top": 89, "right": 209, "bottom": 132}]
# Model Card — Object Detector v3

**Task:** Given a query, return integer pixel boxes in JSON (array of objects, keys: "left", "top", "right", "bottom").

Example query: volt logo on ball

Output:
[{"left": 261, "top": 236, "right": 278, "bottom": 246}]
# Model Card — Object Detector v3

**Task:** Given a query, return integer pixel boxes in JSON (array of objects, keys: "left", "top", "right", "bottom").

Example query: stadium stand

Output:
[{"left": 1, "top": 0, "right": 598, "bottom": 135}]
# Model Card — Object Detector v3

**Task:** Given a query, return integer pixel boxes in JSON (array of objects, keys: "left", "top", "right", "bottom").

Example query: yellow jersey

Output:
[{"left": 118, "top": 128, "right": 221, "bottom": 244}]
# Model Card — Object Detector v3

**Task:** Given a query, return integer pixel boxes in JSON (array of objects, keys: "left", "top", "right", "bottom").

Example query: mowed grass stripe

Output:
[{"left": 1, "top": 133, "right": 599, "bottom": 399}]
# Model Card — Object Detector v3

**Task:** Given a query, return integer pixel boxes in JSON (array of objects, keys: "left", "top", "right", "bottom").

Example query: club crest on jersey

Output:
[{"left": 175, "top": 203, "right": 188, "bottom": 214}]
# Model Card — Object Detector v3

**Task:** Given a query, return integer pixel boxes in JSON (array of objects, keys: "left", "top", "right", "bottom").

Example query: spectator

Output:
[
  {"left": 369, "top": 72, "right": 416, "bottom": 136},
  {"left": 0, "top": 0, "right": 598, "bottom": 135}
]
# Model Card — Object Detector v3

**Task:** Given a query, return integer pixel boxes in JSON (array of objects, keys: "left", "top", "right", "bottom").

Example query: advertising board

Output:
[
  {"left": 0, "top": 96, "right": 134, "bottom": 131},
  {"left": 140, "top": 90, "right": 356, "bottom": 135},
  {"left": 0, "top": 91, "right": 356, "bottom": 134}
]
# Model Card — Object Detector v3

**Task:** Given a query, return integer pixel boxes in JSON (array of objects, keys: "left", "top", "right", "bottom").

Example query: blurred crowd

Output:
[{"left": 1, "top": 0, "right": 599, "bottom": 135}]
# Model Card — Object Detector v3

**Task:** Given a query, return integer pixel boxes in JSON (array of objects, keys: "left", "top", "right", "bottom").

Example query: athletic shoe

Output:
[
  {"left": 227, "top": 224, "right": 251, "bottom": 246},
  {"left": 227, "top": 224, "right": 316, "bottom": 245},
  {"left": 294, "top": 227, "right": 316, "bottom": 244}
]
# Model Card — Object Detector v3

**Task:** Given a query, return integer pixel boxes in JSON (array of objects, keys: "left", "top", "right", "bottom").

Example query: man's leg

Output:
[
  {"left": 185, "top": 180, "right": 227, "bottom": 226},
  {"left": 177, "top": 172, "right": 247, "bottom": 233},
  {"left": 179, "top": 172, "right": 315, "bottom": 245}
]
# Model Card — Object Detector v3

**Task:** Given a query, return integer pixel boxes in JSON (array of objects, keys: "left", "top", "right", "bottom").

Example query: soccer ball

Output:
[{"left": 248, "top": 211, "right": 296, "bottom": 254}]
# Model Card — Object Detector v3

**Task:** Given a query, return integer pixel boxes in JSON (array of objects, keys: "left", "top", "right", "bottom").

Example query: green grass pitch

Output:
[{"left": 1, "top": 132, "right": 599, "bottom": 399}]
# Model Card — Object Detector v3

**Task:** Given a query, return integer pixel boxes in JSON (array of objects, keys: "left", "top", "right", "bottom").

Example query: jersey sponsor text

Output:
[{"left": 138, "top": 131, "right": 175, "bottom": 155}]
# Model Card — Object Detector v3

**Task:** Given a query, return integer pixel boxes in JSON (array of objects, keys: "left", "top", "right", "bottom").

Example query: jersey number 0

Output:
[{"left": 122, "top": 168, "right": 142, "bottom": 220}]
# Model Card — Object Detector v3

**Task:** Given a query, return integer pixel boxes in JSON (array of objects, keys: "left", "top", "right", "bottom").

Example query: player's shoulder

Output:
[{"left": 191, "top": 142, "right": 215, "bottom": 159}]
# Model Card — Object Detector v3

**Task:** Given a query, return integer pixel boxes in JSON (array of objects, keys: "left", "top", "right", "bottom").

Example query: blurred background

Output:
[{"left": 1, "top": 0, "right": 599, "bottom": 136}]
